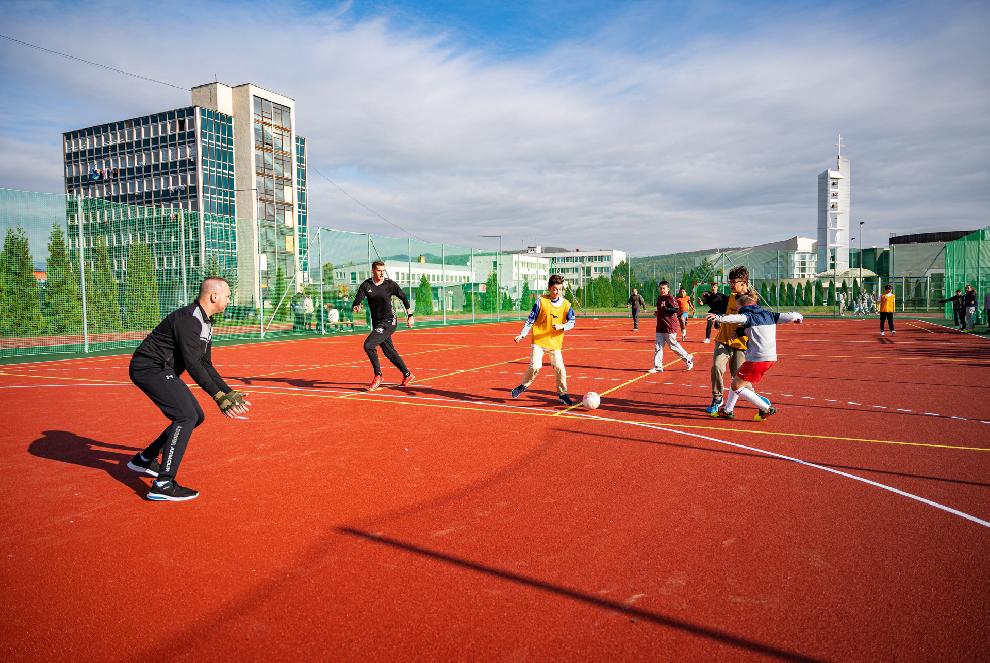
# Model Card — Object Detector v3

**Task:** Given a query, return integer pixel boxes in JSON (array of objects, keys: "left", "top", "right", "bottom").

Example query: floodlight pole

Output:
[{"left": 858, "top": 221, "right": 864, "bottom": 295}]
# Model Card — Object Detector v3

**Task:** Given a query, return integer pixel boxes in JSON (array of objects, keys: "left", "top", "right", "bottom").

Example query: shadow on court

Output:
[{"left": 28, "top": 430, "right": 149, "bottom": 496}]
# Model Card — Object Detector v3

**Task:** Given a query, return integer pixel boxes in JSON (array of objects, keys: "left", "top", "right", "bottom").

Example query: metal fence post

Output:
[
  {"left": 318, "top": 228, "right": 325, "bottom": 335},
  {"left": 76, "top": 196, "right": 90, "bottom": 353}
]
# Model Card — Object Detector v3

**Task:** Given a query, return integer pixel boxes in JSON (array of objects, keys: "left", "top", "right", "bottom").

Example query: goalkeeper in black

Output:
[
  {"left": 127, "top": 277, "right": 250, "bottom": 501},
  {"left": 352, "top": 260, "right": 415, "bottom": 391}
]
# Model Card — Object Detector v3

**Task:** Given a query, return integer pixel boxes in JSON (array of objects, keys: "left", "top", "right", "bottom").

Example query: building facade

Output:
[
  {"left": 525, "top": 247, "right": 626, "bottom": 289},
  {"left": 817, "top": 149, "right": 851, "bottom": 273},
  {"left": 62, "top": 81, "right": 307, "bottom": 308}
]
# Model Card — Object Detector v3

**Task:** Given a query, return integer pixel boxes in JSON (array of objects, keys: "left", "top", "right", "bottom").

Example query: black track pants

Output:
[
  {"left": 130, "top": 362, "right": 205, "bottom": 480},
  {"left": 363, "top": 317, "right": 409, "bottom": 376}
]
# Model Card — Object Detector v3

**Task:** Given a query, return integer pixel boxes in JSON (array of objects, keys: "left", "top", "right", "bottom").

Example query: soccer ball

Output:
[{"left": 583, "top": 392, "right": 601, "bottom": 410}]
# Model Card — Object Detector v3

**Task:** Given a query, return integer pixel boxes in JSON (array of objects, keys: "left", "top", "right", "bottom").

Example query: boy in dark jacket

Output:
[{"left": 699, "top": 282, "right": 728, "bottom": 343}]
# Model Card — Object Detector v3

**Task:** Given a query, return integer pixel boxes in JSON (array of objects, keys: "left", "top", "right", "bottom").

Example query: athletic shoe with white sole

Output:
[
  {"left": 648, "top": 367, "right": 663, "bottom": 373},
  {"left": 685, "top": 358, "right": 694, "bottom": 371},
  {"left": 368, "top": 375, "right": 384, "bottom": 391},
  {"left": 127, "top": 453, "right": 160, "bottom": 478},
  {"left": 400, "top": 373, "right": 415, "bottom": 386},
  {"left": 147, "top": 479, "right": 199, "bottom": 501},
  {"left": 510, "top": 384, "right": 527, "bottom": 399}
]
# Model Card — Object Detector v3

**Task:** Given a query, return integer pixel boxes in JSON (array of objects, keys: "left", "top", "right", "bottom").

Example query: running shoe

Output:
[
  {"left": 558, "top": 393, "right": 576, "bottom": 406},
  {"left": 685, "top": 358, "right": 694, "bottom": 371},
  {"left": 368, "top": 375, "right": 384, "bottom": 391},
  {"left": 510, "top": 384, "right": 527, "bottom": 399},
  {"left": 648, "top": 367, "right": 663, "bottom": 373},
  {"left": 127, "top": 453, "right": 161, "bottom": 478},
  {"left": 400, "top": 373, "right": 415, "bottom": 386},
  {"left": 880, "top": 331, "right": 885, "bottom": 336},
  {"left": 754, "top": 406, "right": 777, "bottom": 422},
  {"left": 717, "top": 409, "right": 735, "bottom": 420},
  {"left": 706, "top": 398, "right": 722, "bottom": 416},
  {"left": 703, "top": 338, "right": 711, "bottom": 343},
  {"left": 147, "top": 479, "right": 199, "bottom": 502}
]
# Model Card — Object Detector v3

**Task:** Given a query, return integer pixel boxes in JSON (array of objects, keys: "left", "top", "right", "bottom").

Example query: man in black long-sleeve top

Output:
[
  {"left": 127, "top": 277, "right": 249, "bottom": 501},
  {"left": 352, "top": 260, "right": 415, "bottom": 391},
  {"left": 939, "top": 290, "right": 965, "bottom": 328},
  {"left": 699, "top": 282, "right": 728, "bottom": 343}
]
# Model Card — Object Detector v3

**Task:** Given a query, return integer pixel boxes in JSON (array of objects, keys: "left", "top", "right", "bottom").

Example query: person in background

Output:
[
  {"left": 962, "top": 285, "right": 977, "bottom": 331},
  {"left": 627, "top": 288, "right": 646, "bottom": 331},
  {"left": 939, "top": 289, "right": 964, "bottom": 329},
  {"left": 651, "top": 281, "right": 694, "bottom": 373},
  {"left": 676, "top": 287, "right": 695, "bottom": 340},
  {"left": 879, "top": 284, "right": 896, "bottom": 336},
  {"left": 510, "top": 274, "right": 577, "bottom": 406},
  {"left": 699, "top": 282, "right": 727, "bottom": 344}
]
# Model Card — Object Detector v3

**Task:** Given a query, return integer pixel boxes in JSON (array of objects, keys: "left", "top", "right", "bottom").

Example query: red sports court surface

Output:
[{"left": 1, "top": 318, "right": 988, "bottom": 661}]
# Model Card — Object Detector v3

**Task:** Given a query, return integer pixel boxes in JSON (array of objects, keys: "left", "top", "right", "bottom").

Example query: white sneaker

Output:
[
  {"left": 891, "top": 330, "right": 896, "bottom": 335},
  {"left": 880, "top": 331, "right": 885, "bottom": 336},
  {"left": 648, "top": 367, "right": 662, "bottom": 373},
  {"left": 685, "top": 359, "right": 694, "bottom": 371},
  {"left": 703, "top": 338, "right": 711, "bottom": 343}
]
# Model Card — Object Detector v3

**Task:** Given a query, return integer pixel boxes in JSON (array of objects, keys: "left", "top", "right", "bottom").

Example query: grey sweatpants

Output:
[{"left": 711, "top": 342, "right": 746, "bottom": 399}]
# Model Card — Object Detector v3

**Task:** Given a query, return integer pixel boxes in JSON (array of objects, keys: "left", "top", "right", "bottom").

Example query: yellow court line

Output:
[
  {"left": 555, "top": 352, "right": 698, "bottom": 416},
  {"left": 907, "top": 322, "right": 935, "bottom": 334},
  {"left": 410, "top": 356, "right": 528, "bottom": 384},
  {"left": 238, "top": 384, "right": 990, "bottom": 453}
]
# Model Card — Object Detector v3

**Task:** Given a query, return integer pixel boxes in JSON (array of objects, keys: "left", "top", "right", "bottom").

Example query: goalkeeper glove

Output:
[{"left": 213, "top": 390, "right": 247, "bottom": 414}]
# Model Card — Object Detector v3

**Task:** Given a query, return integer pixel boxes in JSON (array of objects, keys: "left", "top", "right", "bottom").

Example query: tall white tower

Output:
[{"left": 817, "top": 135, "right": 851, "bottom": 273}]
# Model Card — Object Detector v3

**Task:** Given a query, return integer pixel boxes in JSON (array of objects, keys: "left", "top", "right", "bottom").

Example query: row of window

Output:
[
  {"left": 253, "top": 96, "right": 292, "bottom": 129},
  {"left": 65, "top": 117, "right": 196, "bottom": 153}
]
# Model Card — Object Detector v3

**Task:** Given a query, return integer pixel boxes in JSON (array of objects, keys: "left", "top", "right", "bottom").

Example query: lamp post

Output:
[
  {"left": 858, "top": 220, "right": 864, "bottom": 297},
  {"left": 482, "top": 235, "right": 502, "bottom": 322}
]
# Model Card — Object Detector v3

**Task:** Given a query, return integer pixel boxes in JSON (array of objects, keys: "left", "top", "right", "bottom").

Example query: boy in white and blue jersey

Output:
[
  {"left": 707, "top": 293, "right": 802, "bottom": 422},
  {"left": 510, "top": 275, "right": 577, "bottom": 405}
]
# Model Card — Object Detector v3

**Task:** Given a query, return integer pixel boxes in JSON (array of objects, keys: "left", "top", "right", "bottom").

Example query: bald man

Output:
[{"left": 127, "top": 277, "right": 250, "bottom": 501}]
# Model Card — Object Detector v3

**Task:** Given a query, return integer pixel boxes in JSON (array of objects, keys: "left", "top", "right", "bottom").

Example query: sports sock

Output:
[
  {"left": 724, "top": 389, "right": 741, "bottom": 412},
  {"left": 737, "top": 387, "right": 768, "bottom": 409}
]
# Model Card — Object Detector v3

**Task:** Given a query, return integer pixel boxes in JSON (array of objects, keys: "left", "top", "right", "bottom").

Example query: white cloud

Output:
[{"left": 1, "top": 0, "right": 987, "bottom": 255}]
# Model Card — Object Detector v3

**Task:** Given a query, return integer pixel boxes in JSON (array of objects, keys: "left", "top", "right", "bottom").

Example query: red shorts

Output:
[{"left": 737, "top": 360, "right": 775, "bottom": 384}]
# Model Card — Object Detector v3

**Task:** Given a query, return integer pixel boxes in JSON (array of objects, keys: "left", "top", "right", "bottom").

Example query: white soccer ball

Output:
[{"left": 583, "top": 392, "right": 601, "bottom": 410}]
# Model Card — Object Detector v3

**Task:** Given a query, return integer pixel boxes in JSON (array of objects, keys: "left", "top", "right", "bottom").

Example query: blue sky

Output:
[{"left": 1, "top": 0, "right": 988, "bottom": 255}]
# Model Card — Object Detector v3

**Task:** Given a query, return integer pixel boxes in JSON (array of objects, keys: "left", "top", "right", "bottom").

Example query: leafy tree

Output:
[
  {"left": 43, "top": 224, "right": 83, "bottom": 335},
  {"left": 827, "top": 280, "right": 836, "bottom": 306},
  {"left": 501, "top": 291, "right": 514, "bottom": 311},
  {"left": 415, "top": 274, "right": 434, "bottom": 315},
  {"left": 795, "top": 280, "right": 805, "bottom": 306},
  {"left": 124, "top": 242, "right": 160, "bottom": 330},
  {"left": 759, "top": 281, "right": 770, "bottom": 307},
  {"left": 521, "top": 281, "right": 532, "bottom": 309},
  {"left": 593, "top": 276, "right": 613, "bottom": 308},
  {"left": 804, "top": 280, "right": 813, "bottom": 307},
  {"left": 814, "top": 280, "right": 824, "bottom": 307},
  {"left": 785, "top": 282, "right": 795, "bottom": 307},
  {"left": 0, "top": 227, "right": 46, "bottom": 336},
  {"left": 86, "top": 237, "right": 122, "bottom": 333}
]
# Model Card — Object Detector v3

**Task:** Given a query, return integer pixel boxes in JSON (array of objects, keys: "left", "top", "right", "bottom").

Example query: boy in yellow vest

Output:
[
  {"left": 511, "top": 274, "right": 577, "bottom": 405},
  {"left": 879, "top": 284, "right": 896, "bottom": 336},
  {"left": 707, "top": 266, "right": 764, "bottom": 416}
]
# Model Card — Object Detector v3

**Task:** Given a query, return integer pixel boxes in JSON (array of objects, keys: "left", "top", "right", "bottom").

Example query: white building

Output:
[
  {"left": 525, "top": 246, "right": 627, "bottom": 289},
  {"left": 191, "top": 82, "right": 308, "bottom": 304},
  {"left": 471, "top": 251, "right": 552, "bottom": 299},
  {"left": 817, "top": 140, "right": 851, "bottom": 273}
]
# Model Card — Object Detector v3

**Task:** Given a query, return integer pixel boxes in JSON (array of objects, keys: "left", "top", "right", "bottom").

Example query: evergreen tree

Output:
[
  {"left": 804, "top": 280, "right": 813, "bottom": 307},
  {"left": 594, "top": 276, "right": 613, "bottom": 308},
  {"left": 273, "top": 266, "right": 289, "bottom": 320},
  {"left": 852, "top": 278, "right": 861, "bottom": 300},
  {"left": 0, "top": 227, "right": 46, "bottom": 336},
  {"left": 483, "top": 272, "right": 499, "bottom": 312},
  {"left": 795, "top": 281, "right": 805, "bottom": 306},
  {"left": 827, "top": 280, "right": 836, "bottom": 306},
  {"left": 759, "top": 281, "right": 770, "bottom": 307},
  {"left": 86, "top": 237, "right": 122, "bottom": 333},
  {"left": 521, "top": 281, "right": 532, "bottom": 309},
  {"left": 814, "top": 280, "right": 824, "bottom": 307},
  {"left": 840, "top": 281, "right": 849, "bottom": 300},
  {"left": 124, "top": 242, "right": 160, "bottom": 330},
  {"left": 785, "top": 282, "right": 795, "bottom": 306},
  {"left": 415, "top": 274, "right": 434, "bottom": 315},
  {"left": 44, "top": 224, "right": 83, "bottom": 335},
  {"left": 610, "top": 261, "right": 628, "bottom": 307}
]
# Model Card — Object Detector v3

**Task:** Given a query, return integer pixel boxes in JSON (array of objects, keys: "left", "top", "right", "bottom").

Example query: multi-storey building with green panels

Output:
[{"left": 61, "top": 81, "right": 308, "bottom": 309}]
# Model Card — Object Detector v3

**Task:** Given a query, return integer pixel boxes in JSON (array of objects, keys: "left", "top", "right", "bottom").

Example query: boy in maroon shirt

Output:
[{"left": 650, "top": 281, "right": 694, "bottom": 372}]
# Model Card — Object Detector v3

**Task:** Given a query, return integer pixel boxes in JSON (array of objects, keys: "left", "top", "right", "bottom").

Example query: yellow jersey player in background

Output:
[{"left": 511, "top": 274, "right": 577, "bottom": 406}]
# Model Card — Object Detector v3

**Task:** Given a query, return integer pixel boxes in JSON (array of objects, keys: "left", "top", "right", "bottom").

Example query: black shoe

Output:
[
  {"left": 511, "top": 385, "right": 527, "bottom": 399},
  {"left": 754, "top": 406, "right": 777, "bottom": 422},
  {"left": 147, "top": 479, "right": 199, "bottom": 502},
  {"left": 558, "top": 393, "right": 576, "bottom": 406},
  {"left": 127, "top": 453, "right": 161, "bottom": 478}
]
